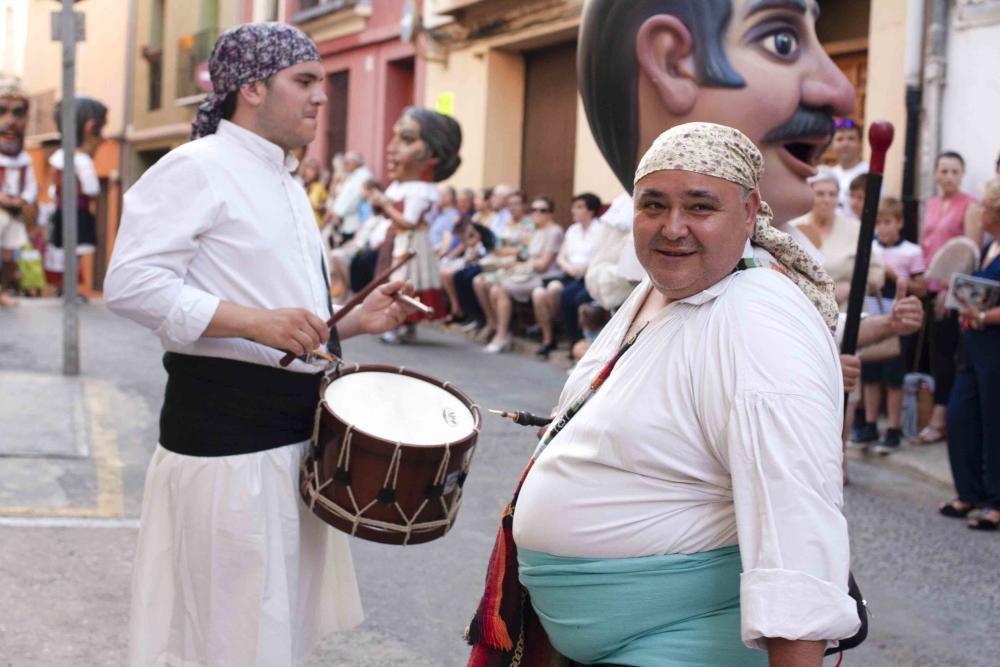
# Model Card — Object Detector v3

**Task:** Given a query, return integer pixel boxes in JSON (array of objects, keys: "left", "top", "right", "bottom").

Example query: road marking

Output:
[
  {"left": 85, "top": 381, "right": 125, "bottom": 518},
  {"left": 0, "top": 516, "right": 139, "bottom": 529},
  {"left": 0, "top": 378, "right": 126, "bottom": 519}
]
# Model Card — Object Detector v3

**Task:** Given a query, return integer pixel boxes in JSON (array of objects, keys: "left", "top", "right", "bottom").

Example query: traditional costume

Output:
[
  {"left": 466, "top": 123, "right": 858, "bottom": 667},
  {"left": 386, "top": 178, "right": 448, "bottom": 319},
  {"left": 104, "top": 23, "right": 363, "bottom": 667},
  {"left": 0, "top": 79, "right": 37, "bottom": 295}
]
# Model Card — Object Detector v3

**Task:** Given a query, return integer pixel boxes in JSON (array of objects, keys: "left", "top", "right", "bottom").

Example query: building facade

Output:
[
  {"left": 417, "top": 0, "right": 934, "bottom": 218},
  {"left": 127, "top": 0, "right": 248, "bottom": 181},
  {"left": 285, "top": 0, "right": 422, "bottom": 183}
]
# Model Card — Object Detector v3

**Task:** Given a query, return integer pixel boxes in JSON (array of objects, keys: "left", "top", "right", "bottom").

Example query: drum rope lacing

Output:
[{"left": 302, "top": 396, "right": 482, "bottom": 546}]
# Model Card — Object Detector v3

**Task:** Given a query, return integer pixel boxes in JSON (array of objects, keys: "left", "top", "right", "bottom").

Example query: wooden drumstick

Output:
[{"left": 279, "top": 251, "right": 416, "bottom": 367}]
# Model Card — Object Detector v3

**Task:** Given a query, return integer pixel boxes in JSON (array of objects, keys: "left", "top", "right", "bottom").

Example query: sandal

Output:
[
  {"left": 968, "top": 511, "right": 1000, "bottom": 531},
  {"left": 939, "top": 500, "right": 976, "bottom": 519},
  {"left": 911, "top": 424, "right": 945, "bottom": 445}
]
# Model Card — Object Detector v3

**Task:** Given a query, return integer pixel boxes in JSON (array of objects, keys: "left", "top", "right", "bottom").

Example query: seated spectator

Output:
[
  {"left": 478, "top": 196, "right": 564, "bottom": 353},
  {"left": 429, "top": 185, "right": 462, "bottom": 251},
  {"left": 299, "top": 158, "right": 328, "bottom": 227},
  {"left": 441, "top": 223, "right": 494, "bottom": 322},
  {"left": 584, "top": 190, "right": 641, "bottom": 312},
  {"left": 471, "top": 191, "right": 535, "bottom": 332},
  {"left": 532, "top": 193, "right": 603, "bottom": 357},
  {"left": 333, "top": 179, "right": 391, "bottom": 298},
  {"left": 857, "top": 197, "right": 928, "bottom": 454},
  {"left": 324, "top": 151, "right": 372, "bottom": 248},
  {"left": 487, "top": 184, "right": 514, "bottom": 239}
]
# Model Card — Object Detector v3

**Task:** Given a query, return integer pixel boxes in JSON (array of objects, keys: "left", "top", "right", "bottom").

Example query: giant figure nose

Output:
[{"left": 801, "top": 50, "right": 856, "bottom": 118}]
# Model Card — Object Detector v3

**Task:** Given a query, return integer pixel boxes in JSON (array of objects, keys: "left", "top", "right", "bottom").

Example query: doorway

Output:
[
  {"left": 326, "top": 70, "right": 350, "bottom": 167},
  {"left": 521, "top": 42, "right": 578, "bottom": 222}
]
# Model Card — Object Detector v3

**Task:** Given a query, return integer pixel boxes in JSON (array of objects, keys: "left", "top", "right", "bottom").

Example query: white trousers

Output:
[{"left": 128, "top": 442, "right": 364, "bottom": 667}]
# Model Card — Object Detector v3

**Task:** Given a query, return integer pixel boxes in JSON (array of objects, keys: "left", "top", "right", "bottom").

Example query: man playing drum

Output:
[
  {"left": 105, "top": 23, "right": 413, "bottom": 666},
  {"left": 467, "top": 123, "right": 860, "bottom": 666}
]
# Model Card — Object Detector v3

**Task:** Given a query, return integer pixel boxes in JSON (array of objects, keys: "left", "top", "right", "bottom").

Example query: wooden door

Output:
[
  {"left": 821, "top": 47, "right": 868, "bottom": 165},
  {"left": 326, "top": 70, "right": 350, "bottom": 167},
  {"left": 521, "top": 42, "right": 578, "bottom": 223}
]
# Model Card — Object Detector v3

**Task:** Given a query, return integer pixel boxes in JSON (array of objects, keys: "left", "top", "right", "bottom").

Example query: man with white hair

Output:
[
  {"left": 328, "top": 150, "right": 372, "bottom": 242},
  {"left": 467, "top": 123, "right": 860, "bottom": 667}
]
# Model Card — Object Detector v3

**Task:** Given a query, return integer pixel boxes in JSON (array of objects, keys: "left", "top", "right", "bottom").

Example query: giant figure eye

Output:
[{"left": 762, "top": 29, "right": 800, "bottom": 59}]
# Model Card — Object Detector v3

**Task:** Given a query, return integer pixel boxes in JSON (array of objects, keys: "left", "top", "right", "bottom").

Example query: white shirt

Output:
[
  {"left": 331, "top": 164, "right": 373, "bottom": 235},
  {"left": 48, "top": 149, "right": 100, "bottom": 198},
  {"left": 563, "top": 219, "right": 602, "bottom": 267},
  {"left": 0, "top": 151, "right": 39, "bottom": 204},
  {"left": 821, "top": 161, "right": 868, "bottom": 216},
  {"left": 514, "top": 262, "right": 858, "bottom": 648},
  {"left": 104, "top": 120, "right": 331, "bottom": 374}
]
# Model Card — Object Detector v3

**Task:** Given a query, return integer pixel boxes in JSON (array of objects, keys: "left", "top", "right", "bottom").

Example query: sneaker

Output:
[
  {"left": 849, "top": 422, "right": 879, "bottom": 448},
  {"left": 380, "top": 330, "right": 400, "bottom": 345},
  {"left": 461, "top": 320, "right": 483, "bottom": 334},
  {"left": 874, "top": 429, "right": 902, "bottom": 456}
]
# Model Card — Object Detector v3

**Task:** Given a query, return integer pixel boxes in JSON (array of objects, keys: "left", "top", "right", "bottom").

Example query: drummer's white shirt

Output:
[
  {"left": 513, "top": 262, "right": 859, "bottom": 648},
  {"left": 105, "top": 120, "right": 330, "bottom": 373}
]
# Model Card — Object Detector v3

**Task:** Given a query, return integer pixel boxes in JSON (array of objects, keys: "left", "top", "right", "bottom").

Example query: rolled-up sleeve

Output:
[
  {"left": 104, "top": 153, "right": 221, "bottom": 345},
  {"left": 714, "top": 273, "right": 860, "bottom": 651},
  {"left": 725, "top": 391, "right": 860, "bottom": 650}
]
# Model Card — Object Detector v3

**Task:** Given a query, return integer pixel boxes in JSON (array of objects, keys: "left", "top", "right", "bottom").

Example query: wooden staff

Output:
[
  {"left": 279, "top": 250, "right": 416, "bottom": 367},
  {"left": 841, "top": 121, "right": 895, "bottom": 357}
]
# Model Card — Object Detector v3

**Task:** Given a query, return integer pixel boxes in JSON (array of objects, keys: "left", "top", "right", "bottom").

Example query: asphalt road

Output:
[{"left": 0, "top": 300, "right": 997, "bottom": 666}]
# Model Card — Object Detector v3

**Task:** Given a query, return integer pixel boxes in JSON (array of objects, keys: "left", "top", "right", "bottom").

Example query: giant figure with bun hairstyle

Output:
[{"left": 372, "top": 106, "right": 462, "bottom": 343}]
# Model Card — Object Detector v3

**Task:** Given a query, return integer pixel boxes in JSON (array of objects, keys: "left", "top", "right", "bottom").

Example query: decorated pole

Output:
[{"left": 840, "top": 121, "right": 895, "bottom": 357}]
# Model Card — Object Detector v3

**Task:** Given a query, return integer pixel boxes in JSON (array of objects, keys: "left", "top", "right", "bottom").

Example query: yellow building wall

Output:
[
  {"left": 424, "top": 47, "right": 491, "bottom": 189},
  {"left": 129, "top": 1, "right": 247, "bottom": 175},
  {"left": 22, "top": 0, "right": 129, "bottom": 141},
  {"left": 864, "top": 0, "right": 908, "bottom": 197},
  {"left": 573, "top": 97, "right": 624, "bottom": 201},
  {"left": 482, "top": 49, "right": 525, "bottom": 188},
  {"left": 424, "top": 41, "right": 619, "bottom": 203}
]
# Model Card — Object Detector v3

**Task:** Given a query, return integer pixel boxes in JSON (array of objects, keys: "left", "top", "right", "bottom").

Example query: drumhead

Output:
[{"left": 324, "top": 370, "right": 476, "bottom": 445}]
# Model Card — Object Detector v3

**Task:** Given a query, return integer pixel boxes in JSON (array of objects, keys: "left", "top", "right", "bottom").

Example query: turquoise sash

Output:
[{"left": 518, "top": 545, "right": 767, "bottom": 666}]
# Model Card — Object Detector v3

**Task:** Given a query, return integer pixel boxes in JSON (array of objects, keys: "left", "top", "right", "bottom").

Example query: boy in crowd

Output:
[{"left": 857, "top": 197, "right": 928, "bottom": 454}]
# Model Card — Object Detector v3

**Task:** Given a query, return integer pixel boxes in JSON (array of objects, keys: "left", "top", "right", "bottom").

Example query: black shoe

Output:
[
  {"left": 939, "top": 500, "right": 976, "bottom": 519},
  {"left": 852, "top": 422, "right": 879, "bottom": 446},
  {"left": 535, "top": 341, "right": 557, "bottom": 358},
  {"left": 873, "top": 428, "right": 902, "bottom": 456}
]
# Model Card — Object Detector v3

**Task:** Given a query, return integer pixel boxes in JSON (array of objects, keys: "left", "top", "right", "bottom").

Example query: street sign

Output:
[{"left": 50, "top": 10, "right": 85, "bottom": 42}]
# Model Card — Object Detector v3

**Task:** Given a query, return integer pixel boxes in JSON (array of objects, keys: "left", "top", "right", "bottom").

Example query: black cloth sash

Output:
[{"left": 159, "top": 352, "right": 323, "bottom": 457}]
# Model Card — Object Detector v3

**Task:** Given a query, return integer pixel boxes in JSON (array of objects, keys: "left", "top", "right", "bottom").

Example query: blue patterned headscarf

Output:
[{"left": 191, "top": 22, "right": 320, "bottom": 140}]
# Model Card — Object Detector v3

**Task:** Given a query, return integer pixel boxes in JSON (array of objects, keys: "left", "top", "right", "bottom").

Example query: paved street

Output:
[{"left": 1, "top": 299, "right": 999, "bottom": 666}]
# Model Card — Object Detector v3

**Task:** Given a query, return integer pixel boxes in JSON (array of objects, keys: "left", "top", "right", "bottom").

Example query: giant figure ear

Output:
[{"left": 636, "top": 15, "right": 698, "bottom": 117}]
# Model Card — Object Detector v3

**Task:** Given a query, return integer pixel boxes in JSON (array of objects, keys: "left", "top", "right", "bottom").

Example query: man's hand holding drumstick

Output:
[{"left": 206, "top": 280, "right": 422, "bottom": 360}]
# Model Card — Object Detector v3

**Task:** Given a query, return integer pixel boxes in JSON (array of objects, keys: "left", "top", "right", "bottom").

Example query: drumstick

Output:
[
  {"left": 489, "top": 409, "right": 552, "bottom": 428},
  {"left": 279, "top": 251, "right": 416, "bottom": 367},
  {"left": 841, "top": 121, "right": 894, "bottom": 357},
  {"left": 393, "top": 292, "right": 434, "bottom": 316}
]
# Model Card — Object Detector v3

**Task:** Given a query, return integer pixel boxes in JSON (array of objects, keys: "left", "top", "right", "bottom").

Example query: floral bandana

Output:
[
  {"left": 634, "top": 122, "right": 840, "bottom": 333},
  {"left": 191, "top": 22, "right": 320, "bottom": 140}
]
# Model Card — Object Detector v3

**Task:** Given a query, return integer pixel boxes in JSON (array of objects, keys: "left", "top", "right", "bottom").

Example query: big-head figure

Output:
[{"left": 579, "top": 0, "right": 856, "bottom": 224}]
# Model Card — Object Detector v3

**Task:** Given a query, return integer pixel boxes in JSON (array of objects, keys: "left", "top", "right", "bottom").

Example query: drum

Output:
[{"left": 301, "top": 364, "right": 481, "bottom": 545}]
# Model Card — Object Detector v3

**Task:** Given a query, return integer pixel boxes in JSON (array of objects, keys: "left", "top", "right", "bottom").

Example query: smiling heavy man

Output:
[
  {"left": 106, "top": 24, "right": 414, "bottom": 666},
  {"left": 468, "top": 124, "right": 860, "bottom": 667}
]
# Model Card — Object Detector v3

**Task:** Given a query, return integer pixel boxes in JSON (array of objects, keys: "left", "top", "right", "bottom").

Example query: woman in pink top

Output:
[{"left": 913, "top": 152, "right": 979, "bottom": 445}]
